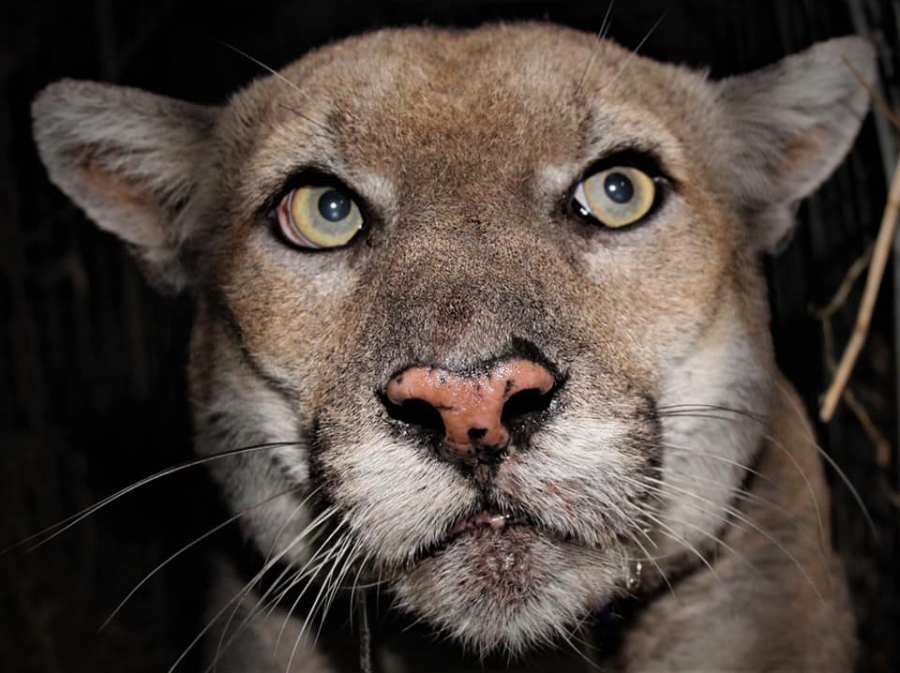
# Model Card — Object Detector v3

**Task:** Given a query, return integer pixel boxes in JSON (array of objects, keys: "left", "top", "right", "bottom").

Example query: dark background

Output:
[{"left": 1, "top": 1, "right": 898, "bottom": 671}]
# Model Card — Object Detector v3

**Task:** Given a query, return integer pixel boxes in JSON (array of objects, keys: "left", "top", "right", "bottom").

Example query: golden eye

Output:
[
  {"left": 276, "top": 185, "right": 363, "bottom": 249},
  {"left": 573, "top": 166, "right": 657, "bottom": 229}
]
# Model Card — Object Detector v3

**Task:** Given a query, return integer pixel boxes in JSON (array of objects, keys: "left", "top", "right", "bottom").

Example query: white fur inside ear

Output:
[
  {"left": 31, "top": 79, "right": 218, "bottom": 290},
  {"left": 717, "top": 36, "right": 875, "bottom": 252}
]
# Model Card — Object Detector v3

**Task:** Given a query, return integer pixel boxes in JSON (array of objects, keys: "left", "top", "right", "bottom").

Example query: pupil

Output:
[
  {"left": 604, "top": 173, "right": 634, "bottom": 204},
  {"left": 317, "top": 189, "right": 352, "bottom": 221}
]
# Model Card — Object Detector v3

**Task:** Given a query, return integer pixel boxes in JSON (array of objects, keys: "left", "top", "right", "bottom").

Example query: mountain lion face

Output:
[{"left": 33, "top": 23, "right": 872, "bottom": 663}]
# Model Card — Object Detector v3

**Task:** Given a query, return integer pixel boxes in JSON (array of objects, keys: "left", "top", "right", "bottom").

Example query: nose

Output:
[{"left": 384, "top": 359, "right": 557, "bottom": 465}]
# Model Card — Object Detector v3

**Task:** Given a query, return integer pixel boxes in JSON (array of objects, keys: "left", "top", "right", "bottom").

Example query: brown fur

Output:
[{"left": 32, "top": 22, "right": 873, "bottom": 672}]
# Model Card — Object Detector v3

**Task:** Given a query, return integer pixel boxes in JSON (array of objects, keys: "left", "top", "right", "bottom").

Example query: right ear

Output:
[{"left": 32, "top": 79, "right": 219, "bottom": 291}]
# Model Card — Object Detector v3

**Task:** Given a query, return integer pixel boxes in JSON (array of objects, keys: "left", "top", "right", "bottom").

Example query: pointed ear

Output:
[
  {"left": 717, "top": 36, "right": 876, "bottom": 252},
  {"left": 32, "top": 80, "right": 218, "bottom": 291}
]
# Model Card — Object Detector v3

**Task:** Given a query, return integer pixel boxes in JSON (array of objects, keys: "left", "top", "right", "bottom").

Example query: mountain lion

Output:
[{"left": 32, "top": 21, "right": 874, "bottom": 673}]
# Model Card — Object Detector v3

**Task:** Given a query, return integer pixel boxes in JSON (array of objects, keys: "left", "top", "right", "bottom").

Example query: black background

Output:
[{"left": 1, "top": 1, "right": 897, "bottom": 671}]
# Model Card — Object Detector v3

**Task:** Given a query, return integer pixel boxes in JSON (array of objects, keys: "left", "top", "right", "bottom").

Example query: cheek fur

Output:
[{"left": 655, "top": 308, "right": 774, "bottom": 559}]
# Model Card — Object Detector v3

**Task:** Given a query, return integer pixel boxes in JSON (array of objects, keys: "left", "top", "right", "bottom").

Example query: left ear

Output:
[{"left": 717, "top": 36, "right": 876, "bottom": 252}]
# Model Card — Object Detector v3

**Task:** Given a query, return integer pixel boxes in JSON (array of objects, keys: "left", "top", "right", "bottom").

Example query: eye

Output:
[
  {"left": 276, "top": 185, "right": 364, "bottom": 249},
  {"left": 571, "top": 166, "right": 657, "bottom": 229}
]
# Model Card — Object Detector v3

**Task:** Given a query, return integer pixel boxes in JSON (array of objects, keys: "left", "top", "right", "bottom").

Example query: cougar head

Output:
[{"left": 32, "top": 23, "right": 873, "bottom": 657}]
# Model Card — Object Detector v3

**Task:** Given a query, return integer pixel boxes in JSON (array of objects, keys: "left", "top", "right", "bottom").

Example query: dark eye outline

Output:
[
  {"left": 263, "top": 168, "right": 370, "bottom": 252},
  {"left": 565, "top": 149, "right": 674, "bottom": 231}
]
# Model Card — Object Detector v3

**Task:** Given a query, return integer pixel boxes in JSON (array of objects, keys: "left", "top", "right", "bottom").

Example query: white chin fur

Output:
[{"left": 391, "top": 531, "right": 623, "bottom": 657}]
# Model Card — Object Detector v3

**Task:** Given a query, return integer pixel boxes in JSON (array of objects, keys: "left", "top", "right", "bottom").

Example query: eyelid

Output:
[
  {"left": 264, "top": 167, "right": 376, "bottom": 223},
  {"left": 576, "top": 147, "right": 671, "bottom": 185}
]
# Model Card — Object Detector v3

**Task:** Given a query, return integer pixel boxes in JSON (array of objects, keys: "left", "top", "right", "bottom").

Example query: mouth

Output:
[
  {"left": 448, "top": 510, "right": 523, "bottom": 537},
  {"left": 413, "top": 505, "right": 573, "bottom": 566}
]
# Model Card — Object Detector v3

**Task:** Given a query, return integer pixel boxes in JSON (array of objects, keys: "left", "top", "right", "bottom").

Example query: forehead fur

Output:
[{"left": 216, "top": 22, "right": 715, "bottom": 216}]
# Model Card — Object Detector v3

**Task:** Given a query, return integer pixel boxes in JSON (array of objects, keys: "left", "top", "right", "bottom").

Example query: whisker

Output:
[
  {"left": 660, "top": 402, "right": 865, "bottom": 543},
  {"left": 660, "top": 469, "right": 790, "bottom": 517},
  {"left": 309, "top": 533, "right": 358, "bottom": 635},
  {"left": 660, "top": 396, "right": 878, "bottom": 539},
  {"left": 274, "top": 517, "right": 351, "bottom": 649},
  {"left": 219, "top": 41, "right": 301, "bottom": 95},
  {"left": 659, "top": 442, "right": 773, "bottom": 484},
  {"left": 573, "top": 0, "right": 616, "bottom": 98},
  {"left": 553, "top": 617, "right": 601, "bottom": 671},
  {"left": 774, "top": 379, "right": 877, "bottom": 537},
  {"left": 210, "top": 488, "right": 325, "bottom": 669},
  {"left": 621, "top": 523, "right": 677, "bottom": 599},
  {"left": 217, "top": 41, "right": 333, "bottom": 137},
  {"left": 286, "top": 530, "right": 358, "bottom": 671},
  {"left": 206, "top": 509, "right": 342, "bottom": 672},
  {"left": 625, "top": 500, "right": 720, "bottom": 584},
  {"left": 628, "top": 489, "right": 762, "bottom": 576},
  {"left": 659, "top": 405, "right": 829, "bottom": 544},
  {"left": 315, "top": 538, "right": 364, "bottom": 645},
  {"left": 3, "top": 440, "right": 303, "bottom": 556},
  {"left": 101, "top": 482, "right": 308, "bottom": 632},
  {"left": 176, "top": 505, "right": 337, "bottom": 673},
  {"left": 631, "top": 501, "right": 769, "bottom": 592},
  {"left": 602, "top": 10, "right": 667, "bottom": 92},
  {"left": 634, "top": 475, "right": 824, "bottom": 603},
  {"left": 657, "top": 402, "right": 765, "bottom": 423},
  {"left": 277, "top": 103, "right": 334, "bottom": 137},
  {"left": 261, "top": 533, "right": 335, "bottom": 620},
  {"left": 265, "top": 487, "right": 325, "bottom": 564}
]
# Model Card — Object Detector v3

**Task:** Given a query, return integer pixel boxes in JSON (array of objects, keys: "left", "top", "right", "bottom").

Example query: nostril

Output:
[
  {"left": 380, "top": 394, "right": 446, "bottom": 438},
  {"left": 501, "top": 384, "right": 558, "bottom": 431},
  {"left": 468, "top": 427, "right": 488, "bottom": 441},
  {"left": 382, "top": 359, "right": 562, "bottom": 458}
]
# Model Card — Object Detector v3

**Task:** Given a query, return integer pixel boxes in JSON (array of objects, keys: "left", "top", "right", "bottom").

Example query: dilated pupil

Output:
[
  {"left": 318, "top": 189, "right": 352, "bottom": 221},
  {"left": 604, "top": 172, "right": 634, "bottom": 204}
]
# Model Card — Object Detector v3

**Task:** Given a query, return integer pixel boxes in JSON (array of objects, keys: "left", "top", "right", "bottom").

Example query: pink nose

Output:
[{"left": 385, "top": 359, "right": 556, "bottom": 460}]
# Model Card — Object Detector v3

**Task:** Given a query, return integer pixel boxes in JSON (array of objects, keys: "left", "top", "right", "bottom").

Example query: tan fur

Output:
[{"left": 32, "top": 22, "right": 873, "bottom": 672}]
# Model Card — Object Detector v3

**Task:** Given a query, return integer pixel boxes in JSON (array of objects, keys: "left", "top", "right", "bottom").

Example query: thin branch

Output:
[
  {"left": 842, "top": 54, "right": 900, "bottom": 130},
  {"left": 813, "top": 245, "right": 873, "bottom": 319},
  {"left": 843, "top": 388, "right": 892, "bottom": 467},
  {"left": 820, "top": 152, "right": 900, "bottom": 421}
]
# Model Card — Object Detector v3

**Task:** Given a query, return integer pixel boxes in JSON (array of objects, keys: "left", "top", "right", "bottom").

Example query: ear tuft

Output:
[
  {"left": 718, "top": 36, "right": 876, "bottom": 252},
  {"left": 32, "top": 80, "right": 218, "bottom": 291}
]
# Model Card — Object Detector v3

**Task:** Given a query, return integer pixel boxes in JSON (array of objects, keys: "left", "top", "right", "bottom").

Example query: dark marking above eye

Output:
[
  {"left": 317, "top": 188, "right": 351, "bottom": 221},
  {"left": 604, "top": 172, "right": 634, "bottom": 203}
]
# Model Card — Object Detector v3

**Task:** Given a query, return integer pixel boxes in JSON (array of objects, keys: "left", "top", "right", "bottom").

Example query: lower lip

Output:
[{"left": 449, "top": 512, "right": 511, "bottom": 537}]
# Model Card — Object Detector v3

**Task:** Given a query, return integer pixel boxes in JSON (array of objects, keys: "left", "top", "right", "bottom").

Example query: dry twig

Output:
[
  {"left": 820, "top": 155, "right": 900, "bottom": 421},
  {"left": 818, "top": 308, "right": 892, "bottom": 466}
]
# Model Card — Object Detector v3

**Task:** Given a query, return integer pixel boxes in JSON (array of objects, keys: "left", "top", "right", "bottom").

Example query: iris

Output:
[
  {"left": 318, "top": 189, "right": 352, "bottom": 221},
  {"left": 604, "top": 172, "right": 634, "bottom": 204}
]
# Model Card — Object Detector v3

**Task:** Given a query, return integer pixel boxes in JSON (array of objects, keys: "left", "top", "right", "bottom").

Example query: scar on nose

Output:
[{"left": 468, "top": 427, "right": 488, "bottom": 441}]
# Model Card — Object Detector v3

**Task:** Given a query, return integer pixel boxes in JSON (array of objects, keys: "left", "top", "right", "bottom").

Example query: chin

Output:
[{"left": 389, "top": 519, "right": 624, "bottom": 657}]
